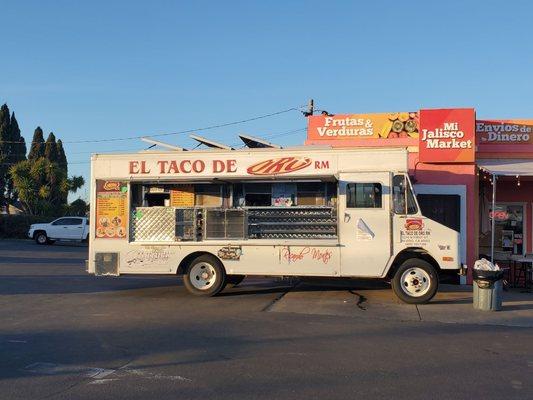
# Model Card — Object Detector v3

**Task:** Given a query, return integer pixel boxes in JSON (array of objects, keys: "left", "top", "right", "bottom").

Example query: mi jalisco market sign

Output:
[{"left": 418, "top": 108, "right": 476, "bottom": 163}]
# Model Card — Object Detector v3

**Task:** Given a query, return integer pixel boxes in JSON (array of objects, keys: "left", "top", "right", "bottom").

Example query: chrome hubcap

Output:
[
  {"left": 190, "top": 262, "right": 217, "bottom": 290},
  {"left": 400, "top": 267, "right": 431, "bottom": 297}
]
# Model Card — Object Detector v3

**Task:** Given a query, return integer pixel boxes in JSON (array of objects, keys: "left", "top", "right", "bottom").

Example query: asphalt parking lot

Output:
[{"left": 1, "top": 240, "right": 532, "bottom": 399}]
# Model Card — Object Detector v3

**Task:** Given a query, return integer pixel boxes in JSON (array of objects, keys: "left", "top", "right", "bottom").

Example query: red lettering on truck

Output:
[{"left": 247, "top": 157, "right": 312, "bottom": 175}]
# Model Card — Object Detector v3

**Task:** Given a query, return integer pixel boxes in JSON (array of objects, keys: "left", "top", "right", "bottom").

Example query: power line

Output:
[
  {"left": 263, "top": 127, "right": 306, "bottom": 139},
  {"left": 0, "top": 105, "right": 306, "bottom": 145},
  {"left": 40, "top": 127, "right": 308, "bottom": 157},
  {"left": 0, "top": 127, "right": 308, "bottom": 166}
]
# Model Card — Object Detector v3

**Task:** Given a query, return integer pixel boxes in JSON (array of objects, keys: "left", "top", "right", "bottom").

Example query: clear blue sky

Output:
[{"left": 2, "top": 0, "right": 533, "bottom": 201}]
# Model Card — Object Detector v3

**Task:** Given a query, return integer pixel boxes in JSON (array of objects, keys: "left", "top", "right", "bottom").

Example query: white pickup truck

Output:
[{"left": 28, "top": 217, "right": 90, "bottom": 245}]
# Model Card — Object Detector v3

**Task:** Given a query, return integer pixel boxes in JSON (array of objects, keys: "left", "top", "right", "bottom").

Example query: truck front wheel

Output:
[
  {"left": 391, "top": 258, "right": 438, "bottom": 304},
  {"left": 34, "top": 232, "right": 49, "bottom": 245},
  {"left": 183, "top": 255, "right": 226, "bottom": 296}
]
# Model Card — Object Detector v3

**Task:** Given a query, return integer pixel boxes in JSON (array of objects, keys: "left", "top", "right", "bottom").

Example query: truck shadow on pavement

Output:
[
  {"left": 0, "top": 275, "right": 181, "bottom": 295},
  {"left": 219, "top": 279, "right": 389, "bottom": 297},
  {"left": 0, "top": 256, "right": 87, "bottom": 264}
]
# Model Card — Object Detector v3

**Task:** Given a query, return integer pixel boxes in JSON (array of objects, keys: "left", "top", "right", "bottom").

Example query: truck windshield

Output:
[{"left": 393, "top": 175, "right": 418, "bottom": 214}]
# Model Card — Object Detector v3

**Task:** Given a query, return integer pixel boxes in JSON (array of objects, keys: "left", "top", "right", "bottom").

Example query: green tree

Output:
[
  {"left": 9, "top": 158, "right": 84, "bottom": 216},
  {"left": 67, "top": 198, "right": 88, "bottom": 216},
  {"left": 56, "top": 139, "right": 67, "bottom": 172},
  {"left": 44, "top": 132, "right": 59, "bottom": 162},
  {"left": 10, "top": 113, "right": 26, "bottom": 163},
  {"left": 5, "top": 113, "right": 27, "bottom": 205},
  {"left": 28, "top": 127, "right": 45, "bottom": 161},
  {"left": 0, "top": 104, "right": 11, "bottom": 210},
  {"left": 56, "top": 139, "right": 69, "bottom": 204},
  {"left": 0, "top": 105, "right": 27, "bottom": 211}
]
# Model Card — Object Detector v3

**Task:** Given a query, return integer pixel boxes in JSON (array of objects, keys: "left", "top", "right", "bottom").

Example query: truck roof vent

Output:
[
  {"left": 190, "top": 134, "right": 234, "bottom": 150},
  {"left": 239, "top": 134, "right": 282, "bottom": 149},
  {"left": 140, "top": 137, "right": 187, "bottom": 151}
]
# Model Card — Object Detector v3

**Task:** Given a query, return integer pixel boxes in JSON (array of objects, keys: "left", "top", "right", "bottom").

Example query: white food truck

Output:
[{"left": 88, "top": 145, "right": 461, "bottom": 303}]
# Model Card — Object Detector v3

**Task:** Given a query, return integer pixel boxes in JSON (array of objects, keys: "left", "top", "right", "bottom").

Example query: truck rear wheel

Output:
[
  {"left": 183, "top": 255, "right": 226, "bottom": 296},
  {"left": 391, "top": 258, "right": 438, "bottom": 304}
]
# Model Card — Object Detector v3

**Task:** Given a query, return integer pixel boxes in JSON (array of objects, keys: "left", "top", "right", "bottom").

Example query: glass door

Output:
[{"left": 489, "top": 203, "right": 525, "bottom": 256}]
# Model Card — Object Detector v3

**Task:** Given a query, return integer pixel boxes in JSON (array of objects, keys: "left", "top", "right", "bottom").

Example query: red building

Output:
[{"left": 306, "top": 109, "right": 533, "bottom": 283}]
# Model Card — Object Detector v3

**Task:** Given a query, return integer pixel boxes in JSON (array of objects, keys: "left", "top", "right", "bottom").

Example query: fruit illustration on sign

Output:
[
  {"left": 380, "top": 120, "right": 394, "bottom": 138},
  {"left": 381, "top": 112, "right": 419, "bottom": 139},
  {"left": 405, "top": 119, "right": 417, "bottom": 133},
  {"left": 388, "top": 113, "right": 399, "bottom": 121},
  {"left": 398, "top": 112, "right": 410, "bottom": 122},
  {"left": 392, "top": 120, "right": 404, "bottom": 133}
]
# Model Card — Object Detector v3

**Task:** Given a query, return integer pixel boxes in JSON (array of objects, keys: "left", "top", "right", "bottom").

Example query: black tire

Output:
[
  {"left": 34, "top": 231, "right": 48, "bottom": 245},
  {"left": 227, "top": 274, "right": 245, "bottom": 287},
  {"left": 391, "top": 258, "right": 438, "bottom": 304},
  {"left": 183, "top": 254, "right": 226, "bottom": 296}
]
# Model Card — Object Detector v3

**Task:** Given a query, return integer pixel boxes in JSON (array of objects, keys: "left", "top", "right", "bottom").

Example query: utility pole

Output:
[{"left": 303, "top": 99, "right": 314, "bottom": 117}]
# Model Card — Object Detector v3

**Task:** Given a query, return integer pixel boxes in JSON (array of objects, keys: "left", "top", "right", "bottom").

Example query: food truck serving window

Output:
[
  {"left": 195, "top": 185, "right": 223, "bottom": 207},
  {"left": 346, "top": 183, "right": 382, "bottom": 208},
  {"left": 233, "top": 182, "right": 337, "bottom": 207},
  {"left": 393, "top": 175, "right": 417, "bottom": 214},
  {"left": 130, "top": 183, "right": 223, "bottom": 208}
]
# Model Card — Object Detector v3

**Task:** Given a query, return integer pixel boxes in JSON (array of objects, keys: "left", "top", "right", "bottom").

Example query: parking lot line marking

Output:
[{"left": 24, "top": 362, "right": 115, "bottom": 379}]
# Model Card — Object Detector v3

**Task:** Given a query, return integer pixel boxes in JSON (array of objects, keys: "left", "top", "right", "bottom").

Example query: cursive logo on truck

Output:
[{"left": 247, "top": 157, "right": 313, "bottom": 175}]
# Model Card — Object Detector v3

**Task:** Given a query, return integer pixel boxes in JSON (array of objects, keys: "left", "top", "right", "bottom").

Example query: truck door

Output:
[
  {"left": 50, "top": 217, "right": 84, "bottom": 239},
  {"left": 48, "top": 218, "right": 69, "bottom": 239},
  {"left": 68, "top": 218, "right": 85, "bottom": 239},
  {"left": 338, "top": 172, "right": 392, "bottom": 277}
]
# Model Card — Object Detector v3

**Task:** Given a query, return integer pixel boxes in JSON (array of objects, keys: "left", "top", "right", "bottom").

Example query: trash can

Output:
[{"left": 473, "top": 269, "right": 504, "bottom": 311}]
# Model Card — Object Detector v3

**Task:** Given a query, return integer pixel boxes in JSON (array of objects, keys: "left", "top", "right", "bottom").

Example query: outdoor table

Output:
[{"left": 512, "top": 257, "right": 533, "bottom": 292}]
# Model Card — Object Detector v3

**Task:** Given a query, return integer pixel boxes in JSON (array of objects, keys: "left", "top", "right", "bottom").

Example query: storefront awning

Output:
[{"left": 477, "top": 159, "right": 533, "bottom": 176}]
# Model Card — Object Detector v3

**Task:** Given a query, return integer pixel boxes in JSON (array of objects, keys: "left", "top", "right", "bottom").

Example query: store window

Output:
[
  {"left": 130, "top": 183, "right": 223, "bottom": 207},
  {"left": 243, "top": 183, "right": 272, "bottom": 206},
  {"left": 296, "top": 182, "right": 337, "bottom": 206},
  {"left": 393, "top": 175, "right": 417, "bottom": 214},
  {"left": 297, "top": 182, "right": 324, "bottom": 206},
  {"left": 145, "top": 186, "right": 169, "bottom": 206},
  {"left": 489, "top": 204, "right": 524, "bottom": 255},
  {"left": 131, "top": 184, "right": 144, "bottom": 207},
  {"left": 195, "top": 184, "right": 222, "bottom": 207},
  {"left": 233, "top": 182, "right": 337, "bottom": 207},
  {"left": 272, "top": 183, "right": 296, "bottom": 206},
  {"left": 346, "top": 183, "right": 382, "bottom": 208}
]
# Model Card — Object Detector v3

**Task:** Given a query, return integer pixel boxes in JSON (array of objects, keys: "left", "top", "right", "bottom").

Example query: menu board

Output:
[
  {"left": 95, "top": 180, "right": 128, "bottom": 239},
  {"left": 170, "top": 186, "right": 195, "bottom": 207}
]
